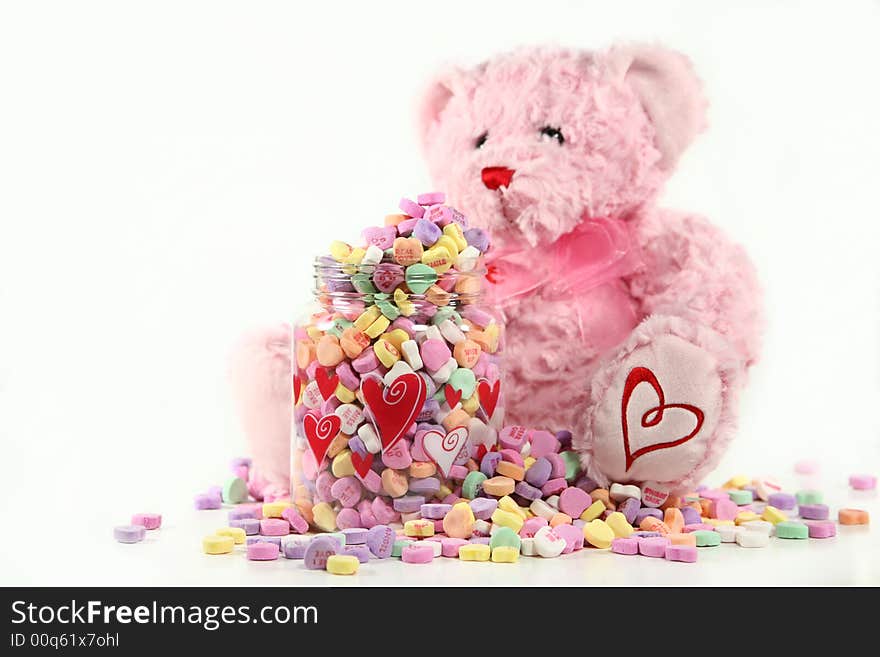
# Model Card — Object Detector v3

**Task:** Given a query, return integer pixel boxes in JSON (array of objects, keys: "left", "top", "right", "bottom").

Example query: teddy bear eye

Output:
[
  {"left": 539, "top": 126, "right": 565, "bottom": 145},
  {"left": 474, "top": 131, "right": 488, "bottom": 150}
]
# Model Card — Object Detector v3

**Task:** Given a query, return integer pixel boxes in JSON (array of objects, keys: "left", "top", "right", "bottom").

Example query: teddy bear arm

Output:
[{"left": 626, "top": 209, "right": 763, "bottom": 365}]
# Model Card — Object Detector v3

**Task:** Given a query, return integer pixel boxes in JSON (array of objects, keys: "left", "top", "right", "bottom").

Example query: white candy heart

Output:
[
  {"left": 383, "top": 360, "right": 413, "bottom": 386},
  {"left": 422, "top": 426, "right": 469, "bottom": 478},
  {"left": 334, "top": 403, "right": 363, "bottom": 435},
  {"left": 361, "top": 244, "right": 384, "bottom": 266},
  {"left": 467, "top": 417, "right": 496, "bottom": 453},
  {"left": 640, "top": 481, "right": 670, "bottom": 508},
  {"left": 533, "top": 526, "right": 566, "bottom": 558},
  {"left": 400, "top": 340, "right": 423, "bottom": 370},
  {"left": 610, "top": 483, "right": 641, "bottom": 502}
]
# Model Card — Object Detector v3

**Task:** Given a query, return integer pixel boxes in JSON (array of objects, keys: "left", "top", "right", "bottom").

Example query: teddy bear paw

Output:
[{"left": 582, "top": 327, "right": 739, "bottom": 494}]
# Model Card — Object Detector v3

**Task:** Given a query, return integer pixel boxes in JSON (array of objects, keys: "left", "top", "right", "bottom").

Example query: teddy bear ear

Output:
[
  {"left": 607, "top": 44, "right": 708, "bottom": 170},
  {"left": 416, "top": 67, "right": 475, "bottom": 154}
]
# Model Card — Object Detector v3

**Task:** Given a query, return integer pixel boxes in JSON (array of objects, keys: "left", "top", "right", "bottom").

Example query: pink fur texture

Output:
[
  {"left": 420, "top": 44, "right": 762, "bottom": 492},
  {"left": 228, "top": 324, "right": 292, "bottom": 495}
]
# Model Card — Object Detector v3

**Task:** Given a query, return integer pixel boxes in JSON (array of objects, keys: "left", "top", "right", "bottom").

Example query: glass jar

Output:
[{"left": 291, "top": 257, "right": 505, "bottom": 532}]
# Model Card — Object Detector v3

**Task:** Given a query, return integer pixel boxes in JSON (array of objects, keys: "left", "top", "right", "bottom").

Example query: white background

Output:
[{"left": 1, "top": 0, "right": 878, "bottom": 586}]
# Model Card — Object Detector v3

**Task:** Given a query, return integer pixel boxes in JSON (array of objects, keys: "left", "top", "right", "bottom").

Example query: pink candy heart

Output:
[
  {"left": 420, "top": 339, "right": 451, "bottom": 372},
  {"left": 362, "top": 226, "right": 397, "bottom": 251}
]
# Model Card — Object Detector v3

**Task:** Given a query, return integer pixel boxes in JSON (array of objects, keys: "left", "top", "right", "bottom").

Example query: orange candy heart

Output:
[{"left": 393, "top": 237, "right": 424, "bottom": 266}]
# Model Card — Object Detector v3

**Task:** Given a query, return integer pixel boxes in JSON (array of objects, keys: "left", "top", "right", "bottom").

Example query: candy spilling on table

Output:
[
  {"left": 291, "top": 193, "right": 504, "bottom": 534},
  {"left": 181, "top": 446, "right": 873, "bottom": 575}
]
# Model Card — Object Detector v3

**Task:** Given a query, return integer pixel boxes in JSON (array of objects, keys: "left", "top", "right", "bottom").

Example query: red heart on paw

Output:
[
  {"left": 477, "top": 378, "right": 501, "bottom": 419},
  {"left": 315, "top": 368, "right": 339, "bottom": 400},
  {"left": 621, "top": 366, "right": 704, "bottom": 471},
  {"left": 303, "top": 413, "right": 341, "bottom": 466},
  {"left": 351, "top": 451, "right": 374, "bottom": 479},
  {"left": 361, "top": 373, "right": 427, "bottom": 453},
  {"left": 444, "top": 384, "right": 462, "bottom": 408},
  {"left": 293, "top": 371, "right": 303, "bottom": 405}
]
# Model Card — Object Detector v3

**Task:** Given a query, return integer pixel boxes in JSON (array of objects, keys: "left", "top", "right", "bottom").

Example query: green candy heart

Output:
[
  {"left": 796, "top": 490, "right": 823, "bottom": 505},
  {"left": 489, "top": 526, "right": 521, "bottom": 551},
  {"left": 559, "top": 451, "right": 581, "bottom": 481},
  {"left": 727, "top": 489, "right": 753, "bottom": 505},
  {"left": 693, "top": 530, "right": 721, "bottom": 547},
  {"left": 462, "top": 471, "right": 487, "bottom": 499},
  {"left": 377, "top": 300, "right": 400, "bottom": 320},
  {"left": 775, "top": 521, "right": 809, "bottom": 539},
  {"left": 405, "top": 263, "right": 437, "bottom": 294},
  {"left": 447, "top": 367, "right": 476, "bottom": 399},
  {"left": 431, "top": 307, "right": 462, "bottom": 326},
  {"left": 352, "top": 273, "right": 377, "bottom": 294}
]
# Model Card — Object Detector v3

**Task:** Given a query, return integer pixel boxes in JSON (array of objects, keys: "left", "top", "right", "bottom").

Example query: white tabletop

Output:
[{"left": 4, "top": 472, "right": 876, "bottom": 587}]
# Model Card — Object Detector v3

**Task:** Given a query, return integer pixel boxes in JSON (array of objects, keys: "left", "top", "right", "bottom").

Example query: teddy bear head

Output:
[{"left": 419, "top": 44, "right": 707, "bottom": 249}]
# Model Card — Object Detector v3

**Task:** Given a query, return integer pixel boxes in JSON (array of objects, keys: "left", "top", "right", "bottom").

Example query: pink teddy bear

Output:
[
  {"left": 418, "top": 44, "right": 762, "bottom": 494},
  {"left": 233, "top": 43, "right": 762, "bottom": 499}
]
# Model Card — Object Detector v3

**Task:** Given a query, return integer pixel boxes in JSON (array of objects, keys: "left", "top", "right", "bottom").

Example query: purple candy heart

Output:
[
  {"left": 525, "top": 457, "right": 552, "bottom": 487},
  {"left": 514, "top": 481, "right": 543, "bottom": 501},
  {"left": 463, "top": 227, "right": 489, "bottom": 251},
  {"left": 303, "top": 537, "right": 339, "bottom": 570},
  {"left": 372, "top": 263, "right": 405, "bottom": 293},
  {"left": 421, "top": 503, "right": 452, "bottom": 520},
  {"left": 408, "top": 477, "right": 440, "bottom": 497},
  {"left": 392, "top": 495, "right": 425, "bottom": 513},
  {"left": 617, "top": 497, "right": 641, "bottom": 524},
  {"left": 680, "top": 506, "right": 702, "bottom": 525},
  {"left": 413, "top": 218, "right": 442, "bottom": 246},
  {"left": 366, "top": 525, "right": 395, "bottom": 559},
  {"left": 342, "top": 544, "right": 372, "bottom": 563},
  {"left": 634, "top": 508, "right": 663, "bottom": 524},
  {"left": 469, "top": 497, "right": 498, "bottom": 520},
  {"left": 480, "top": 452, "right": 502, "bottom": 478}
]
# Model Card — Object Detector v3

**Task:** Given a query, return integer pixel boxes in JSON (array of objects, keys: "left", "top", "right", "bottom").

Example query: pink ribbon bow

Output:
[{"left": 484, "top": 217, "right": 644, "bottom": 305}]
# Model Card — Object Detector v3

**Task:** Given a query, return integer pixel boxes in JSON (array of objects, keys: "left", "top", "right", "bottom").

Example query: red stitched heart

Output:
[
  {"left": 361, "top": 373, "right": 426, "bottom": 453},
  {"left": 621, "top": 366, "right": 705, "bottom": 471},
  {"left": 303, "top": 413, "right": 341, "bottom": 465},
  {"left": 473, "top": 444, "right": 497, "bottom": 462},
  {"left": 477, "top": 378, "right": 501, "bottom": 419},
  {"left": 315, "top": 368, "right": 339, "bottom": 400},
  {"left": 351, "top": 451, "right": 374, "bottom": 479},
  {"left": 293, "top": 371, "right": 303, "bottom": 405},
  {"left": 444, "top": 384, "right": 462, "bottom": 408}
]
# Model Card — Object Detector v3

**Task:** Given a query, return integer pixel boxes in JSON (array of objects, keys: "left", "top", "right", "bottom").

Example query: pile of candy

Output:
[
  {"left": 175, "top": 443, "right": 874, "bottom": 575},
  {"left": 291, "top": 193, "right": 505, "bottom": 534}
]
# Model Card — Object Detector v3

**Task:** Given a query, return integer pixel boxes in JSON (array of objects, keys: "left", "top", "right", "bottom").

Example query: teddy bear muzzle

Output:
[{"left": 481, "top": 166, "right": 516, "bottom": 191}]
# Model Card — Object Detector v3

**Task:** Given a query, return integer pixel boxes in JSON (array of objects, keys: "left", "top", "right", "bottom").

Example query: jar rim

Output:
[
  {"left": 312, "top": 256, "right": 486, "bottom": 307},
  {"left": 312, "top": 256, "right": 486, "bottom": 277}
]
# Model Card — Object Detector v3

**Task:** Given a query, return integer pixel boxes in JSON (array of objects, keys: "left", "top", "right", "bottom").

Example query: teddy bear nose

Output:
[{"left": 481, "top": 166, "right": 516, "bottom": 190}]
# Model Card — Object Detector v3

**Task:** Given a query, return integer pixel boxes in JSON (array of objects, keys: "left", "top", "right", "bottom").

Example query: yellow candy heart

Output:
[
  {"left": 379, "top": 328, "right": 409, "bottom": 352},
  {"left": 373, "top": 339, "right": 400, "bottom": 368},
  {"left": 393, "top": 288, "right": 415, "bottom": 316},
  {"left": 421, "top": 246, "right": 453, "bottom": 274},
  {"left": 331, "top": 450, "right": 356, "bottom": 478},
  {"left": 435, "top": 235, "right": 459, "bottom": 258},
  {"left": 442, "top": 223, "right": 468, "bottom": 251},
  {"left": 312, "top": 502, "right": 338, "bottom": 532},
  {"left": 329, "top": 240, "right": 352, "bottom": 262}
]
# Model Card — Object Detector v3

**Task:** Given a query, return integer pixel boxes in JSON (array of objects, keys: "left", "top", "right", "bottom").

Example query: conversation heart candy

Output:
[
  {"left": 362, "top": 225, "right": 397, "bottom": 250},
  {"left": 393, "top": 236, "right": 424, "bottom": 266},
  {"left": 303, "top": 537, "right": 340, "bottom": 570},
  {"left": 404, "top": 263, "right": 437, "bottom": 294},
  {"left": 372, "top": 263, "right": 405, "bottom": 294}
]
